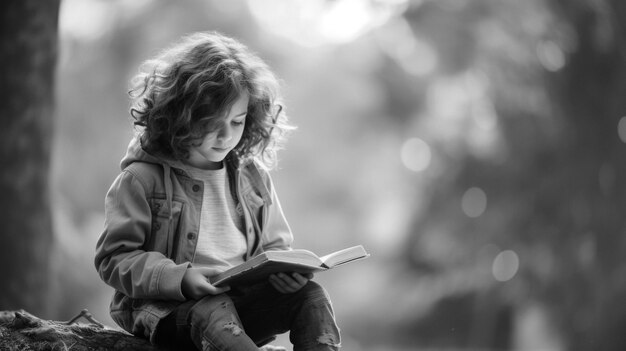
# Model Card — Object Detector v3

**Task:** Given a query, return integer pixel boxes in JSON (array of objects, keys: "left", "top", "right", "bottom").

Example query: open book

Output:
[{"left": 211, "top": 245, "right": 369, "bottom": 287}]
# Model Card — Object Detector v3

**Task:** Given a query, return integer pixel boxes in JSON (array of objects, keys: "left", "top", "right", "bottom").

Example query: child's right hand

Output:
[{"left": 181, "top": 267, "right": 230, "bottom": 300}]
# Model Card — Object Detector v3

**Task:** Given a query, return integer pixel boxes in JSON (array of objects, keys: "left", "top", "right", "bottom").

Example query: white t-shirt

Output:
[{"left": 184, "top": 165, "right": 247, "bottom": 277}]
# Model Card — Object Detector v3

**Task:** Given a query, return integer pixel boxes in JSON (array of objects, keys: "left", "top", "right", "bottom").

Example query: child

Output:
[{"left": 95, "top": 31, "right": 341, "bottom": 350}]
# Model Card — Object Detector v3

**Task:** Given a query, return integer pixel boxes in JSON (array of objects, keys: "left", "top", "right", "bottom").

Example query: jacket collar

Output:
[{"left": 120, "top": 136, "right": 271, "bottom": 204}]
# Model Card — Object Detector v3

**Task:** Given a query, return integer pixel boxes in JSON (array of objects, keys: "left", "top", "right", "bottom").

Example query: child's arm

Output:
[
  {"left": 259, "top": 172, "right": 294, "bottom": 251},
  {"left": 94, "top": 171, "right": 188, "bottom": 301}
]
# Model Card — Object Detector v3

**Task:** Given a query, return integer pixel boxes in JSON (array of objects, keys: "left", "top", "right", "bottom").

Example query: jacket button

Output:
[
  {"left": 187, "top": 232, "right": 196, "bottom": 240},
  {"left": 192, "top": 184, "right": 201, "bottom": 192}
]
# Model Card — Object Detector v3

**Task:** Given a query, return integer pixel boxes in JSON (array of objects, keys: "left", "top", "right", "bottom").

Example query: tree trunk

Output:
[
  {"left": 0, "top": 0, "right": 60, "bottom": 315},
  {"left": 0, "top": 310, "right": 166, "bottom": 351}
]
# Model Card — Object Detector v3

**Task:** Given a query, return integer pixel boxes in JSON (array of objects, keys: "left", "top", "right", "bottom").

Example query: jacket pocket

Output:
[
  {"left": 147, "top": 198, "right": 183, "bottom": 256},
  {"left": 112, "top": 294, "right": 177, "bottom": 341},
  {"left": 110, "top": 292, "right": 133, "bottom": 333}
]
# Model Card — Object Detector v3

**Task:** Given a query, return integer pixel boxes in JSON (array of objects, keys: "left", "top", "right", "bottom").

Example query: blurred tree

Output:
[
  {"left": 0, "top": 0, "right": 60, "bottom": 316},
  {"left": 367, "top": 0, "right": 626, "bottom": 350},
  {"left": 537, "top": 1, "right": 626, "bottom": 349}
]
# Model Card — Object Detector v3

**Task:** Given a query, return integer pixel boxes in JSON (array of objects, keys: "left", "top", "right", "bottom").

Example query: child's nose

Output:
[{"left": 216, "top": 125, "right": 232, "bottom": 142}]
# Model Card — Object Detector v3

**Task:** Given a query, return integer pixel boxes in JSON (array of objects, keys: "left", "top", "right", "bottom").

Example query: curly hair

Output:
[{"left": 129, "top": 31, "right": 292, "bottom": 168}]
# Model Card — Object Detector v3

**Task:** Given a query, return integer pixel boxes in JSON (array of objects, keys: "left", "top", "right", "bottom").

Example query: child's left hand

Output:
[{"left": 269, "top": 272, "right": 313, "bottom": 294}]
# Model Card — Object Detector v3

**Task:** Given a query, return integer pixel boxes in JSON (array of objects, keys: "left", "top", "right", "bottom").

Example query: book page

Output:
[
  {"left": 265, "top": 249, "right": 322, "bottom": 267},
  {"left": 320, "top": 245, "right": 369, "bottom": 268}
]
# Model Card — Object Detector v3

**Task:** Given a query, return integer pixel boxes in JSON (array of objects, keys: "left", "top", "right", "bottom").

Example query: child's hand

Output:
[
  {"left": 269, "top": 272, "right": 313, "bottom": 294},
  {"left": 182, "top": 267, "right": 230, "bottom": 300}
]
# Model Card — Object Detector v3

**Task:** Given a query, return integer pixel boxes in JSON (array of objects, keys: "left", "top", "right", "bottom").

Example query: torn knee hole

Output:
[
  {"left": 222, "top": 321, "right": 243, "bottom": 336},
  {"left": 317, "top": 333, "right": 340, "bottom": 347}
]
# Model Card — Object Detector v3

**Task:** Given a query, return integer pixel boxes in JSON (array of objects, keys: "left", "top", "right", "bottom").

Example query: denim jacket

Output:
[{"left": 94, "top": 137, "right": 293, "bottom": 342}]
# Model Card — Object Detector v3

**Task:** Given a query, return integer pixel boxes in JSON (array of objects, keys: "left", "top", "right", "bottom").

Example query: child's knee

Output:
[
  {"left": 187, "top": 295, "right": 259, "bottom": 350},
  {"left": 298, "top": 281, "right": 333, "bottom": 308},
  {"left": 189, "top": 294, "right": 239, "bottom": 327}
]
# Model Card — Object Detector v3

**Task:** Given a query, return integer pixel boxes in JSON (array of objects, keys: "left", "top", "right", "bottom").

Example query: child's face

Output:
[{"left": 186, "top": 93, "right": 249, "bottom": 170}]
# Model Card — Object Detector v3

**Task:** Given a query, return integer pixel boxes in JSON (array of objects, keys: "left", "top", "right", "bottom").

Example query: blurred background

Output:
[{"left": 2, "top": 0, "right": 626, "bottom": 350}]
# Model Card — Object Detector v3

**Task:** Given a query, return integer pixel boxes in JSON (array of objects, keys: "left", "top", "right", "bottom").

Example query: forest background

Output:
[{"left": 2, "top": 0, "right": 626, "bottom": 350}]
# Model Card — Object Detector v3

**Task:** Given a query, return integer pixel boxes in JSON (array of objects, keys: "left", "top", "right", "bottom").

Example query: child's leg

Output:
[
  {"left": 232, "top": 281, "right": 341, "bottom": 351},
  {"left": 157, "top": 294, "right": 261, "bottom": 351},
  {"left": 154, "top": 300, "right": 197, "bottom": 350},
  {"left": 189, "top": 293, "right": 261, "bottom": 351}
]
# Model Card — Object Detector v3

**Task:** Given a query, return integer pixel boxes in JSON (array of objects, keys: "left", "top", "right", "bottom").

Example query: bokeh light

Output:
[
  {"left": 461, "top": 187, "right": 487, "bottom": 218},
  {"left": 536, "top": 40, "right": 566, "bottom": 72},
  {"left": 59, "top": 0, "right": 115, "bottom": 41},
  {"left": 246, "top": 0, "right": 408, "bottom": 47},
  {"left": 59, "top": 0, "right": 153, "bottom": 41},
  {"left": 400, "top": 137, "right": 431, "bottom": 172},
  {"left": 492, "top": 249, "right": 520, "bottom": 282},
  {"left": 375, "top": 17, "right": 438, "bottom": 76},
  {"left": 617, "top": 116, "right": 626, "bottom": 143}
]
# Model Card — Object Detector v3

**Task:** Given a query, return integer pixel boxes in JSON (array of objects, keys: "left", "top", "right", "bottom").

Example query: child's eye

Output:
[{"left": 232, "top": 120, "right": 245, "bottom": 126}]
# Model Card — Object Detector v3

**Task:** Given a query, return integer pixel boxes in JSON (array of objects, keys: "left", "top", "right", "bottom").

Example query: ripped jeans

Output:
[{"left": 155, "top": 281, "right": 341, "bottom": 351}]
